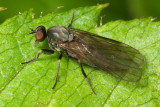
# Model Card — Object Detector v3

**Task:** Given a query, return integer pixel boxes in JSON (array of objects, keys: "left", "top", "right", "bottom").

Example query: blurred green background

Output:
[{"left": 0, "top": 0, "right": 160, "bottom": 24}]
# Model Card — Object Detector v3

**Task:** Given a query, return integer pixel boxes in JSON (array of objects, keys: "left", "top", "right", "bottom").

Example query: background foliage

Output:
[{"left": 1, "top": 0, "right": 160, "bottom": 24}]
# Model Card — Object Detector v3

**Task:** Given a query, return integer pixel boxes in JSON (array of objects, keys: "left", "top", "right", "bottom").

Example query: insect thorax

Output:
[{"left": 47, "top": 26, "right": 74, "bottom": 51}]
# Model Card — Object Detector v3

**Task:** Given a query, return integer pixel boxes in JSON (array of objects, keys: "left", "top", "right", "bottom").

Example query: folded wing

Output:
[{"left": 69, "top": 28, "right": 144, "bottom": 81}]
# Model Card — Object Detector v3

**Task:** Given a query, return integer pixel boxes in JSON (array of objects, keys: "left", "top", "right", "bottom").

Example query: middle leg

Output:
[{"left": 52, "top": 53, "right": 63, "bottom": 89}]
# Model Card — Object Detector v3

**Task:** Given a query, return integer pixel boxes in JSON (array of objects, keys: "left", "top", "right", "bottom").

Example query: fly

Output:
[{"left": 21, "top": 12, "right": 145, "bottom": 95}]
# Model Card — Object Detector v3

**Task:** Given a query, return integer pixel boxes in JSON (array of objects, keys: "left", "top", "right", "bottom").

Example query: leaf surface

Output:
[{"left": 0, "top": 4, "right": 159, "bottom": 107}]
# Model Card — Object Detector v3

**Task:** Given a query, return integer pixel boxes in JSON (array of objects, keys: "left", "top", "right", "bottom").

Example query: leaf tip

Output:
[{"left": 96, "top": 3, "right": 110, "bottom": 10}]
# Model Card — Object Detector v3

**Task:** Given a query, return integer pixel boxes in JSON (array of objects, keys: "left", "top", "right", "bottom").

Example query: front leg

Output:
[{"left": 21, "top": 49, "right": 54, "bottom": 64}]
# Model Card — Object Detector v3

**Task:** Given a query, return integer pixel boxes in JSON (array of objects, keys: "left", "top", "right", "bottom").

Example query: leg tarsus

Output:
[
  {"left": 80, "top": 63, "right": 96, "bottom": 95},
  {"left": 52, "top": 53, "right": 63, "bottom": 89},
  {"left": 21, "top": 49, "right": 54, "bottom": 64}
]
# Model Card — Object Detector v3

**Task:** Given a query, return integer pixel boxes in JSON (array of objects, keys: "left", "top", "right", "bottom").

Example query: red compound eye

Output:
[{"left": 35, "top": 31, "right": 45, "bottom": 41}]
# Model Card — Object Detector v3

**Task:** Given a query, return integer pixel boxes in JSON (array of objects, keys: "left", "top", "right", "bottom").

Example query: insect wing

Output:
[{"left": 69, "top": 28, "right": 144, "bottom": 82}]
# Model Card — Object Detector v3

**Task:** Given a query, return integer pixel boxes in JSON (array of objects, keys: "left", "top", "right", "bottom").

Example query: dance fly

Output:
[{"left": 21, "top": 12, "right": 144, "bottom": 95}]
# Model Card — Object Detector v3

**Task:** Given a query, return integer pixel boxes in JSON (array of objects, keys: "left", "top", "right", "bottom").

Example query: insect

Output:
[{"left": 21, "top": 12, "right": 144, "bottom": 95}]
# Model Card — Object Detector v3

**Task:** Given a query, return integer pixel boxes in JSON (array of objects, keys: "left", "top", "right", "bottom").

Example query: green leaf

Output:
[
  {"left": 90, "top": 18, "right": 160, "bottom": 106},
  {"left": 0, "top": 3, "right": 159, "bottom": 107}
]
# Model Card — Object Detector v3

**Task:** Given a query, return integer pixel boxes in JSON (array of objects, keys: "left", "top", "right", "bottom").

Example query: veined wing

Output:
[{"left": 69, "top": 28, "right": 144, "bottom": 82}]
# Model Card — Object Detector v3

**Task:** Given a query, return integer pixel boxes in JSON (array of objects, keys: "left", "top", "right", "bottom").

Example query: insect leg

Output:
[
  {"left": 52, "top": 53, "right": 63, "bottom": 89},
  {"left": 67, "top": 11, "right": 74, "bottom": 27},
  {"left": 21, "top": 49, "right": 54, "bottom": 64},
  {"left": 80, "top": 63, "right": 96, "bottom": 95}
]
